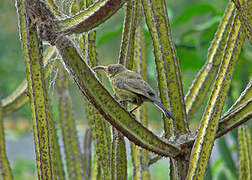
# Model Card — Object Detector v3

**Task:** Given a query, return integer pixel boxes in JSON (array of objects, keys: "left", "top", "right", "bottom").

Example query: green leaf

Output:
[
  {"left": 195, "top": 16, "right": 221, "bottom": 31},
  {"left": 217, "top": 137, "right": 238, "bottom": 178},
  {"left": 211, "top": 158, "right": 223, "bottom": 173},
  {"left": 173, "top": 2, "right": 218, "bottom": 26},
  {"left": 97, "top": 25, "right": 122, "bottom": 47}
]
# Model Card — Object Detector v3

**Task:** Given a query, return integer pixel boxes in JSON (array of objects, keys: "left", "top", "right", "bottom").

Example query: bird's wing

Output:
[
  {"left": 122, "top": 70, "right": 143, "bottom": 79},
  {"left": 115, "top": 75, "right": 156, "bottom": 99}
]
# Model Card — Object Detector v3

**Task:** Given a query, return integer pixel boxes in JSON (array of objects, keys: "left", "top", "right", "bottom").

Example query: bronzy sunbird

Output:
[{"left": 93, "top": 64, "right": 174, "bottom": 120}]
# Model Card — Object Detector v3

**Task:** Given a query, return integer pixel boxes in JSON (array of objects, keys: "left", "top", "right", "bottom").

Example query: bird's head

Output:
[{"left": 93, "top": 64, "right": 126, "bottom": 78}]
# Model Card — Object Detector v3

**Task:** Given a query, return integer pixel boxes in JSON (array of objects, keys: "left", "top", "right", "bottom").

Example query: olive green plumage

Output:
[{"left": 94, "top": 64, "right": 174, "bottom": 120}]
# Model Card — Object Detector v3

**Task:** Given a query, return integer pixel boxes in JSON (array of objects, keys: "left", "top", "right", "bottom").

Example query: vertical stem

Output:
[
  {"left": 238, "top": 126, "right": 251, "bottom": 180},
  {"left": 118, "top": 1, "right": 133, "bottom": 65},
  {"left": 83, "top": 129, "right": 92, "bottom": 180},
  {"left": 142, "top": 0, "right": 188, "bottom": 135},
  {"left": 80, "top": 0, "right": 112, "bottom": 176},
  {"left": 131, "top": 23, "right": 151, "bottom": 180},
  {"left": 115, "top": 132, "right": 127, "bottom": 180},
  {"left": 21, "top": 10, "right": 55, "bottom": 180},
  {"left": 185, "top": 2, "right": 235, "bottom": 119},
  {"left": 57, "top": 64, "right": 74, "bottom": 179},
  {"left": 0, "top": 92, "right": 13, "bottom": 180},
  {"left": 57, "top": 63, "right": 84, "bottom": 179},
  {"left": 187, "top": 11, "right": 245, "bottom": 179}
]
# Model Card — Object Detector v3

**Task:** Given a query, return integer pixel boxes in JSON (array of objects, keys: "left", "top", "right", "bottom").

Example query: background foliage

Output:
[{"left": 0, "top": 0, "right": 251, "bottom": 179}]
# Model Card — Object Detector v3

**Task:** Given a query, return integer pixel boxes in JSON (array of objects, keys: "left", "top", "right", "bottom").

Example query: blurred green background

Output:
[{"left": 0, "top": 0, "right": 251, "bottom": 179}]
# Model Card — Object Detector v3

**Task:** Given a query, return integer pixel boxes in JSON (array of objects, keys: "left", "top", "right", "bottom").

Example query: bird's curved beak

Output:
[{"left": 93, "top": 66, "right": 109, "bottom": 73}]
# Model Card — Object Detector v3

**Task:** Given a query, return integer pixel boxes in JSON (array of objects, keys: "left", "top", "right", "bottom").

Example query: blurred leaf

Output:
[
  {"left": 200, "top": 21, "right": 219, "bottom": 43},
  {"left": 211, "top": 158, "right": 223, "bottom": 173},
  {"left": 195, "top": 16, "right": 221, "bottom": 31},
  {"left": 229, "top": 143, "right": 237, "bottom": 153},
  {"left": 217, "top": 170, "right": 228, "bottom": 180},
  {"left": 217, "top": 137, "right": 238, "bottom": 178},
  {"left": 180, "top": 29, "right": 199, "bottom": 43},
  {"left": 97, "top": 25, "right": 122, "bottom": 47},
  {"left": 177, "top": 47, "right": 203, "bottom": 71},
  {"left": 180, "top": 16, "right": 220, "bottom": 43},
  {"left": 173, "top": 2, "right": 218, "bottom": 26},
  {"left": 12, "top": 158, "right": 36, "bottom": 180},
  {"left": 143, "top": 22, "right": 152, "bottom": 47},
  {"left": 151, "top": 160, "right": 169, "bottom": 180}
]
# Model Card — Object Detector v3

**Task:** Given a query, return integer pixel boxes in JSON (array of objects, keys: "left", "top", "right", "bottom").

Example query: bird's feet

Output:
[{"left": 115, "top": 99, "right": 137, "bottom": 118}]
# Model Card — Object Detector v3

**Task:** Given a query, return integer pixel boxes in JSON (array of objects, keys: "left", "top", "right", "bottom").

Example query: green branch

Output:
[
  {"left": 187, "top": 10, "right": 245, "bottom": 179},
  {"left": 58, "top": 0, "right": 127, "bottom": 35},
  {"left": 216, "top": 79, "right": 252, "bottom": 138},
  {"left": 16, "top": 0, "right": 62, "bottom": 178},
  {"left": 185, "top": 1, "right": 236, "bottom": 119},
  {"left": 131, "top": 23, "right": 150, "bottom": 179},
  {"left": 118, "top": 1, "right": 134, "bottom": 65},
  {"left": 57, "top": 63, "right": 83, "bottom": 179},
  {"left": 84, "top": 32, "right": 112, "bottom": 179},
  {"left": 79, "top": 0, "right": 112, "bottom": 176},
  {"left": 115, "top": 132, "right": 127, "bottom": 179},
  {"left": 0, "top": 92, "right": 13, "bottom": 180},
  {"left": 55, "top": 35, "right": 180, "bottom": 157},
  {"left": 224, "top": 79, "right": 252, "bottom": 115},
  {"left": 245, "top": 126, "right": 252, "bottom": 175},
  {"left": 216, "top": 99, "right": 252, "bottom": 139},
  {"left": 83, "top": 129, "right": 92, "bottom": 180},
  {"left": 45, "top": 0, "right": 62, "bottom": 17},
  {"left": 238, "top": 126, "right": 251, "bottom": 180},
  {"left": 142, "top": 0, "right": 188, "bottom": 135},
  {"left": 2, "top": 47, "right": 56, "bottom": 117},
  {"left": 125, "top": 0, "right": 140, "bottom": 70},
  {"left": 232, "top": 0, "right": 252, "bottom": 44}
]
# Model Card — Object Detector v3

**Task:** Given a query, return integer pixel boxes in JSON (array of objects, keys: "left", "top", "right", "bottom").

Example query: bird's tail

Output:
[{"left": 152, "top": 99, "right": 174, "bottom": 120}]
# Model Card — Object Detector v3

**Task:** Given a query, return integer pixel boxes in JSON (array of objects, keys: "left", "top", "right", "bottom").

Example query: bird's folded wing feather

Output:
[{"left": 120, "top": 78, "right": 156, "bottom": 99}]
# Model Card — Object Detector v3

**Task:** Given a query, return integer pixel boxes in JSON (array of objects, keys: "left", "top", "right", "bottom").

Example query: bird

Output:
[{"left": 93, "top": 64, "right": 174, "bottom": 120}]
